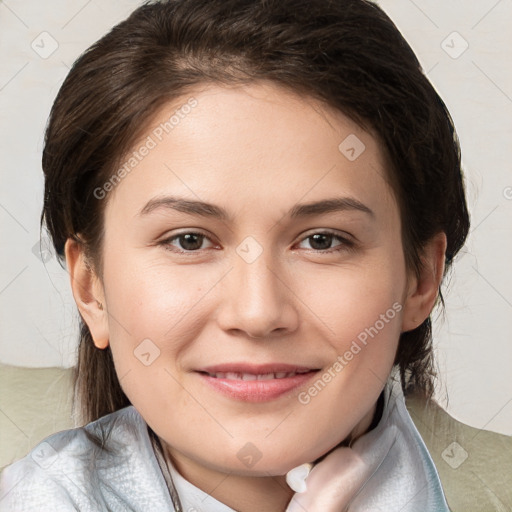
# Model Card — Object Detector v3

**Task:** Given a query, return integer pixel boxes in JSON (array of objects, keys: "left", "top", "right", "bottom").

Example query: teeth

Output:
[
  {"left": 256, "top": 373, "right": 275, "bottom": 380},
  {"left": 209, "top": 371, "right": 309, "bottom": 380}
]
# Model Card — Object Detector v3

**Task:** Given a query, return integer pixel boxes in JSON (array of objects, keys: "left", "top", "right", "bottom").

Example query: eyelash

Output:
[{"left": 158, "top": 230, "right": 356, "bottom": 255}]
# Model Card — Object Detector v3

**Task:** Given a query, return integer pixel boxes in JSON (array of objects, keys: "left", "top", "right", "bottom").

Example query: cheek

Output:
[
  {"left": 303, "top": 278, "right": 402, "bottom": 406},
  {"left": 299, "top": 256, "right": 404, "bottom": 345},
  {"left": 99, "top": 254, "right": 204, "bottom": 389},
  {"left": 103, "top": 250, "right": 217, "bottom": 340}
]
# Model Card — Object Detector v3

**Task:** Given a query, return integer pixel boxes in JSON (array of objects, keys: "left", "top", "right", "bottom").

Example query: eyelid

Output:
[
  {"left": 295, "top": 228, "right": 356, "bottom": 244},
  {"left": 158, "top": 229, "right": 218, "bottom": 252},
  {"left": 158, "top": 228, "right": 357, "bottom": 255},
  {"left": 159, "top": 228, "right": 212, "bottom": 240},
  {"left": 293, "top": 229, "right": 357, "bottom": 252}
]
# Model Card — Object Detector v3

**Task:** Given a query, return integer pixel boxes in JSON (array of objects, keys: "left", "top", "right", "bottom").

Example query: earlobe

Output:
[
  {"left": 401, "top": 232, "right": 447, "bottom": 332},
  {"left": 64, "top": 238, "right": 109, "bottom": 349}
]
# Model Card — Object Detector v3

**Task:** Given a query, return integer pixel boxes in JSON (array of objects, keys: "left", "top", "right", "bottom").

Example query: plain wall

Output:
[{"left": 0, "top": 0, "right": 511, "bottom": 435}]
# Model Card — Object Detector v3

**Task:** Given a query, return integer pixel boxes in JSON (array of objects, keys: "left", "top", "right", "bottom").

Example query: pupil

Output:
[
  {"left": 310, "top": 233, "right": 332, "bottom": 250},
  {"left": 180, "top": 233, "right": 203, "bottom": 250}
]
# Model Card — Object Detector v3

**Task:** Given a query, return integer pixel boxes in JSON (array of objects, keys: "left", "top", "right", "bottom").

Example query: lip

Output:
[
  {"left": 196, "top": 363, "right": 320, "bottom": 402},
  {"left": 200, "top": 363, "right": 315, "bottom": 374}
]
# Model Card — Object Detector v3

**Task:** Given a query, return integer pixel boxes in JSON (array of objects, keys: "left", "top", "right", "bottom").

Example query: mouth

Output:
[
  {"left": 196, "top": 363, "right": 320, "bottom": 402},
  {"left": 203, "top": 370, "right": 311, "bottom": 380}
]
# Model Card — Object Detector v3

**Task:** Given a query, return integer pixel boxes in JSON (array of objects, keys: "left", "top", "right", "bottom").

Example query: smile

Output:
[
  {"left": 196, "top": 363, "right": 320, "bottom": 402},
  {"left": 205, "top": 370, "right": 311, "bottom": 380}
]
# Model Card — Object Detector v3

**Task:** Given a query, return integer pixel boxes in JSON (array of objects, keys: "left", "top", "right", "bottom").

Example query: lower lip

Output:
[{"left": 197, "top": 371, "right": 318, "bottom": 402}]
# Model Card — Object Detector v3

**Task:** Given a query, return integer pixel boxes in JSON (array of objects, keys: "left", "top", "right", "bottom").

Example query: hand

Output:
[{"left": 284, "top": 446, "right": 371, "bottom": 512}]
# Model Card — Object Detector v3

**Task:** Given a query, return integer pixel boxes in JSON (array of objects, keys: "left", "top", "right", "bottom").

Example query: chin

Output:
[
  {"left": 216, "top": 447, "right": 320, "bottom": 477},
  {"left": 228, "top": 461, "right": 300, "bottom": 478}
]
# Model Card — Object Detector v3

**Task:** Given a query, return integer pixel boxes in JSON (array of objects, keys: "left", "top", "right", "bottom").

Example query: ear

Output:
[
  {"left": 401, "top": 232, "right": 447, "bottom": 332},
  {"left": 64, "top": 238, "right": 109, "bottom": 349}
]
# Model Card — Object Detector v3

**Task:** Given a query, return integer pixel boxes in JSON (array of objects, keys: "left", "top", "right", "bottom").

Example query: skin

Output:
[{"left": 66, "top": 81, "right": 446, "bottom": 512}]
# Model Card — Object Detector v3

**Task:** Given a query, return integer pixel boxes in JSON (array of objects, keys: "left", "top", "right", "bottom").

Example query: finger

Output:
[{"left": 285, "top": 447, "right": 370, "bottom": 512}]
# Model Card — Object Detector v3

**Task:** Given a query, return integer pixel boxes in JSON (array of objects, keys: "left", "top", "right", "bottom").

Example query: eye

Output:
[
  {"left": 158, "top": 230, "right": 355, "bottom": 255},
  {"left": 160, "top": 231, "right": 217, "bottom": 253},
  {"left": 296, "top": 231, "right": 355, "bottom": 253}
]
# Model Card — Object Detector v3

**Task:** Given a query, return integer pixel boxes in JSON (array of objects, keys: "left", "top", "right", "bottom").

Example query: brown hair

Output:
[{"left": 42, "top": 0, "right": 470, "bottom": 425}]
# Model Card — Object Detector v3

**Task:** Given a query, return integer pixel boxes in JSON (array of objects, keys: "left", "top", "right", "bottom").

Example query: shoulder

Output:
[
  {"left": 406, "top": 393, "right": 512, "bottom": 512},
  {"left": 0, "top": 405, "right": 145, "bottom": 511}
]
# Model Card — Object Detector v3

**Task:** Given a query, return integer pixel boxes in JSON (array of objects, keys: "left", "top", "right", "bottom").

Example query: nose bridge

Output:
[
  {"left": 238, "top": 246, "right": 279, "bottom": 303},
  {"left": 217, "top": 237, "right": 298, "bottom": 338}
]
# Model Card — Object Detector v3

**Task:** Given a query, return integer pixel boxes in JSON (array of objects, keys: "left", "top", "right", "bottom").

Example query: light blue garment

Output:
[
  {"left": 345, "top": 376, "right": 451, "bottom": 511},
  {"left": 0, "top": 375, "right": 450, "bottom": 511}
]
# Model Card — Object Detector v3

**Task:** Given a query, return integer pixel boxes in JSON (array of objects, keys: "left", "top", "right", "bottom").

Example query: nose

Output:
[{"left": 215, "top": 246, "right": 299, "bottom": 339}]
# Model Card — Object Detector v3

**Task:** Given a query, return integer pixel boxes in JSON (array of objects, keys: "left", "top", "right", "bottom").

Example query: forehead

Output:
[{"left": 104, "top": 81, "right": 398, "bottom": 227}]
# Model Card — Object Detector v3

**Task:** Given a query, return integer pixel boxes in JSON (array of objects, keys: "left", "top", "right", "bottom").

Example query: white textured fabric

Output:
[
  {"left": 345, "top": 376, "right": 450, "bottom": 511},
  {"left": 0, "top": 375, "right": 449, "bottom": 511}
]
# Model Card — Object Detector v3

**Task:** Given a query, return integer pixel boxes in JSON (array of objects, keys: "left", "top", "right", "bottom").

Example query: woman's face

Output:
[{"left": 92, "top": 82, "right": 411, "bottom": 476}]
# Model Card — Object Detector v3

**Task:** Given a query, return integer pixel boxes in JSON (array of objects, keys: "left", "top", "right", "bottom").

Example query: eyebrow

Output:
[{"left": 138, "top": 195, "right": 374, "bottom": 221}]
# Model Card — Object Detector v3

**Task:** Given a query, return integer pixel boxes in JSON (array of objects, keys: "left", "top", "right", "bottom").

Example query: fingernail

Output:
[{"left": 285, "top": 462, "right": 313, "bottom": 493}]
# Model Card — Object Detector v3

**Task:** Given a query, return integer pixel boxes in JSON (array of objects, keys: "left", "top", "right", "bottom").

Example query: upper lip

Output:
[{"left": 197, "top": 363, "right": 318, "bottom": 374}]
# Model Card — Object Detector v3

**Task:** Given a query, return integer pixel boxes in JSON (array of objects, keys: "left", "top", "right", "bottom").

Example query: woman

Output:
[{"left": 1, "top": 0, "right": 508, "bottom": 510}]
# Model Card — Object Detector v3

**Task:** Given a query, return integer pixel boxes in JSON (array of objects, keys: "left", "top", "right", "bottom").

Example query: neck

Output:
[
  {"left": 161, "top": 399, "right": 381, "bottom": 512},
  {"left": 167, "top": 451, "right": 295, "bottom": 512}
]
